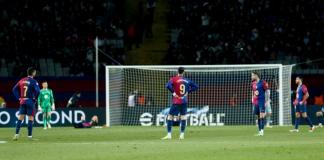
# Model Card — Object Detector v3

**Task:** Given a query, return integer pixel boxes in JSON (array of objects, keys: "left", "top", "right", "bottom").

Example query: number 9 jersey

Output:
[{"left": 166, "top": 75, "right": 198, "bottom": 105}]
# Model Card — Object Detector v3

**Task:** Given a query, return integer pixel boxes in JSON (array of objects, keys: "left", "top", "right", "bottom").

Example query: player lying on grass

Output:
[
  {"left": 251, "top": 71, "right": 270, "bottom": 136},
  {"left": 315, "top": 107, "right": 324, "bottom": 128},
  {"left": 162, "top": 67, "right": 198, "bottom": 140},
  {"left": 38, "top": 81, "right": 55, "bottom": 130},
  {"left": 74, "top": 115, "right": 99, "bottom": 128},
  {"left": 12, "top": 67, "right": 40, "bottom": 141},
  {"left": 290, "top": 76, "right": 315, "bottom": 132}
]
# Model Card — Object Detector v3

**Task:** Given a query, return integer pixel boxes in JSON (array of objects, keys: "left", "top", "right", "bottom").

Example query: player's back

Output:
[
  {"left": 15, "top": 77, "right": 39, "bottom": 104},
  {"left": 168, "top": 75, "right": 198, "bottom": 104}
]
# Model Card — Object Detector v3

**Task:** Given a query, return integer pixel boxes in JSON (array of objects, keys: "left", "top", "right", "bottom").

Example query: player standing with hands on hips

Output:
[
  {"left": 12, "top": 67, "right": 40, "bottom": 141},
  {"left": 290, "top": 76, "right": 315, "bottom": 132},
  {"left": 38, "top": 81, "right": 55, "bottom": 130},
  {"left": 251, "top": 71, "right": 270, "bottom": 136},
  {"left": 162, "top": 67, "right": 198, "bottom": 140}
]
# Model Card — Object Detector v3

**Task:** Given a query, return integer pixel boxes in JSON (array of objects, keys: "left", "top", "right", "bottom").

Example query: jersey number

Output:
[
  {"left": 23, "top": 86, "right": 28, "bottom": 97},
  {"left": 179, "top": 84, "right": 186, "bottom": 94}
]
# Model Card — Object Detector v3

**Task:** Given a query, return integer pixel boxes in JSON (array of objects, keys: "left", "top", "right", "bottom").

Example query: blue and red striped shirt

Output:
[
  {"left": 166, "top": 75, "right": 198, "bottom": 105},
  {"left": 12, "top": 76, "right": 40, "bottom": 105}
]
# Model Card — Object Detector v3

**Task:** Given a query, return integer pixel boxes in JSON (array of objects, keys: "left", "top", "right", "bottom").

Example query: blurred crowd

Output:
[
  {"left": 165, "top": 0, "right": 324, "bottom": 68},
  {"left": 0, "top": 0, "right": 125, "bottom": 76}
]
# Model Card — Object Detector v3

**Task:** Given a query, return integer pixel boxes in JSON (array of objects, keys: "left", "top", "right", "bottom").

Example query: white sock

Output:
[{"left": 167, "top": 133, "right": 171, "bottom": 137}]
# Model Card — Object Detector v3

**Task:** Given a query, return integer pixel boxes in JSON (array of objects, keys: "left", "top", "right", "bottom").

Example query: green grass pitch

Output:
[{"left": 0, "top": 126, "right": 323, "bottom": 160}]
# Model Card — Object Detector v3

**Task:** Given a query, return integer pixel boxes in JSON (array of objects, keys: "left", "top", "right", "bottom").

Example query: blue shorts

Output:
[
  {"left": 253, "top": 104, "right": 265, "bottom": 115},
  {"left": 19, "top": 103, "right": 35, "bottom": 116},
  {"left": 169, "top": 104, "right": 187, "bottom": 116},
  {"left": 295, "top": 104, "right": 307, "bottom": 113}
]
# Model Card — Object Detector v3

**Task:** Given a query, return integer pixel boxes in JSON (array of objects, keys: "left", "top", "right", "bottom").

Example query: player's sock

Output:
[
  {"left": 47, "top": 114, "right": 51, "bottom": 122},
  {"left": 266, "top": 116, "right": 271, "bottom": 126},
  {"left": 294, "top": 118, "right": 300, "bottom": 129},
  {"left": 27, "top": 120, "right": 33, "bottom": 137},
  {"left": 167, "top": 120, "right": 173, "bottom": 133},
  {"left": 317, "top": 116, "right": 324, "bottom": 125},
  {"left": 260, "top": 118, "right": 265, "bottom": 130},
  {"left": 305, "top": 117, "right": 313, "bottom": 128},
  {"left": 180, "top": 120, "right": 186, "bottom": 133},
  {"left": 257, "top": 118, "right": 261, "bottom": 131},
  {"left": 43, "top": 116, "right": 47, "bottom": 128},
  {"left": 15, "top": 120, "right": 23, "bottom": 134}
]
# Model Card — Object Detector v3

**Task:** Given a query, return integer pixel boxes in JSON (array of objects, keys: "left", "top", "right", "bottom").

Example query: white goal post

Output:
[{"left": 105, "top": 65, "right": 293, "bottom": 127}]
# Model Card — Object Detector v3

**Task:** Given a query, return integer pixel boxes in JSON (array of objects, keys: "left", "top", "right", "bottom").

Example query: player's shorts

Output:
[
  {"left": 169, "top": 104, "right": 187, "bottom": 116},
  {"left": 42, "top": 106, "right": 52, "bottom": 113},
  {"left": 295, "top": 104, "right": 307, "bottom": 113},
  {"left": 253, "top": 104, "right": 265, "bottom": 115},
  {"left": 265, "top": 104, "right": 272, "bottom": 114},
  {"left": 19, "top": 102, "right": 35, "bottom": 116}
]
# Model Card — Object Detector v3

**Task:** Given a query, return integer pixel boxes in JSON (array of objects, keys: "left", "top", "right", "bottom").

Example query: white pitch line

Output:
[{"left": 0, "top": 141, "right": 7, "bottom": 144}]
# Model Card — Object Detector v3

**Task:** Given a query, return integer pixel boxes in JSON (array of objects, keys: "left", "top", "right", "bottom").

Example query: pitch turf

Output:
[{"left": 0, "top": 126, "right": 323, "bottom": 160}]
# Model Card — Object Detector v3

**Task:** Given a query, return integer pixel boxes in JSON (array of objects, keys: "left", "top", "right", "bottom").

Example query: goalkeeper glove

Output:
[
  {"left": 38, "top": 105, "right": 42, "bottom": 112},
  {"left": 52, "top": 104, "right": 55, "bottom": 111}
]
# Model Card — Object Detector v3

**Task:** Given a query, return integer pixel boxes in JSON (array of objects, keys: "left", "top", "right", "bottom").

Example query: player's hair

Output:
[
  {"left": 251, "top": 71, "right": 260, "bottom": 78},
  {"left": 178, "top": 67, "right": 185, "bottom": 74},
  {"left": 27, "top": 67, "right": 36, "bottom": 76},
  {"left": 42, "top": 81, "right": 48, "bottom": 83},
  {"left": 296, "top": 76, "right": 303, "bottom": 82}
]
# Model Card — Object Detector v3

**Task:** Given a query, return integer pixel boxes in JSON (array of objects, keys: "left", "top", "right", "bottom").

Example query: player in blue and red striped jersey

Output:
[
  {"left": 12, "top": 67, "right": 40, "bottom": 141},
  {"left": 251, "top": 71, "right": 270, "bottom": 136},
  {"left": 162, "top": 67, "right": 198, "bottom": 140},
  {"left": 290, "top": 76, "right": 315, "bottom": 133}
]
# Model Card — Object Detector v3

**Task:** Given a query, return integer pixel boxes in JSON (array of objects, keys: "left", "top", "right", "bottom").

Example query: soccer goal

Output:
[{"left": 105, "top": 65, "right": 293, "bottom": 127}]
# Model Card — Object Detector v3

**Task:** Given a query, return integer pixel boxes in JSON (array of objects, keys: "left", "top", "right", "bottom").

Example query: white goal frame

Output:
[{"left": 105, "top": 64, "right": 291, "bottom": 127}]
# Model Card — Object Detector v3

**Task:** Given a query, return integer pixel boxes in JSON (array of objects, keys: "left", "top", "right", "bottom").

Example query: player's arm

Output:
[
  {"left": 263, "top": 80, "right": 270, "bottom": 103},
  {"left": 165, "top": 80, "right": 174, "bottom": 93},
  {"left": 34, "top": 82, "right": 40, "bottom": 98},
  {"left": 301, "top": 85, "right": 309, "bottom": 104},
  {"left": 12, "top": 82, "right": 20, "bottom": 100},
  {"left": 50, "top": 89, "right": 55, "bottom": 110},
  {"left": 37, "top": 91, "right": 42, "bottom": 111},
  {"left": 188, "top": 80, "right": 198, "bottom": 93},
  {"left": 166, "top": 79, "right": 179, "bottom": 97}
]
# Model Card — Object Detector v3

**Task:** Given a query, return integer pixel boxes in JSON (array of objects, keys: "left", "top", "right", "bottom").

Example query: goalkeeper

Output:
[{"left": 38, "top": 81, "right": 55, "bottom": 129}]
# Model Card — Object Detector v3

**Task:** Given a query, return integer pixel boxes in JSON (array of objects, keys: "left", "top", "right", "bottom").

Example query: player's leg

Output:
[
  {"left": 301, "top": 109, "right": 315, "bottom": 132},
  {"left": 290, "top": 105, "right": 301, "bottom": 132},
  {"left": 316, "top": 111, "right": 323, "bottom": 127},
  {"left": 13, "top": 105, "right": 27, "bottom": 140},
  {"left": 46, "top": 107, "right": 52, "bottom": 129},
  {"left": 253, "top": 105, "right": 263, "bottom": 136},
  {"left": 179, "top": 104, "right": 187, "bottom": 139},
  {"left": 26, "top": 103, "right": 36, "bottom": 139},
  {"left": 265, "top": 105, "right": 272, "bottom": 128},
  {"left": 43, "top": 109, "right": 47, "bottom": 129},
  {"left": 162, "top": 105, "right": 178, "bottom": 139},
  {"left": 253, "top": 105, "right": 260, "bottom": 130},
  {"left": 258, "top": 106, "right": 266, "bottom": 135}
]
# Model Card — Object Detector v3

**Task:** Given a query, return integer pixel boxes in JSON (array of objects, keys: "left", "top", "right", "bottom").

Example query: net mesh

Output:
[{"left": 106, "top": 65, "right": 292, "bottom": 126}]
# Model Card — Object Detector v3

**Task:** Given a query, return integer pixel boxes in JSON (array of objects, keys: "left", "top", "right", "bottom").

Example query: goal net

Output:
[{"left": 105, "top": 65, "right": 292, "bottom": 127}]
